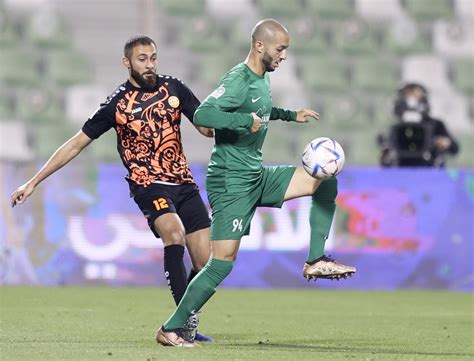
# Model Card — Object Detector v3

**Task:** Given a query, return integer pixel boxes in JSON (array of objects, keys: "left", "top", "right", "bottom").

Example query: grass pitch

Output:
[{"left": 0, "top": 287, "right": 472, "bottom": 360}]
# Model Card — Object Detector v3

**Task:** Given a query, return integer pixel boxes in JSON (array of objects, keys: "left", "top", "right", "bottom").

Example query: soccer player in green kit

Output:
[{"left": 156, "top": 19, "right": 356, "bottom": 347}]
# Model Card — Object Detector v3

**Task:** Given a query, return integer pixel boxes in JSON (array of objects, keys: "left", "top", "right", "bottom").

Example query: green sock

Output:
[
  {"left": 163, "top": 258, "right": 233, "bottom": 330},
  {"left": 307, "top": 177, "right": 338, "bottom": 263}
]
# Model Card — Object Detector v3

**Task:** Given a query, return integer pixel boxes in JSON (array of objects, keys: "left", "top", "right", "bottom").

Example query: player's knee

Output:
[
  {"left": 312, "top": 176, "right": 338, "bottom": 202},
  {"left": 157, "top": 226, "right": 185, "bottom": 246}
]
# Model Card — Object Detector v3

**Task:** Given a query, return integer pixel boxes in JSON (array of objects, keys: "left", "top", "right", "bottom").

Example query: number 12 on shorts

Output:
[
  {"left": 232, "top": 218, "right": 243, "bottom": 232},
  {"left": 153, "top": 198, "right": 169, "bottom": 211}
]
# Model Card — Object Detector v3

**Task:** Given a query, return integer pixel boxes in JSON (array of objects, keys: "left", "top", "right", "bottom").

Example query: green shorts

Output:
[{"left": 207, "top": 165, "right": 296, "bottom": 241}]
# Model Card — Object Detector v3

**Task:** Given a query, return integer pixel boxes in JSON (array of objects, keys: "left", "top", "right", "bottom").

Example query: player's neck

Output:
[{"left": 244, "top": 53, "right": 265, "bottom": 76}]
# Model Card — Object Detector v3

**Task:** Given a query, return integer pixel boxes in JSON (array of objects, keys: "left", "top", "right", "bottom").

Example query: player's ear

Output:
[
  {"left": 122, "top": 56, "right": 131, "bottom": 69},
  {"left": 255, "top": 40, "right": 265, "bottom": 54}
]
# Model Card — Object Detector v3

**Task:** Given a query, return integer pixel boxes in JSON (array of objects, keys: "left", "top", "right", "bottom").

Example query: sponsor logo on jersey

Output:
[
  {"left": 251, "top": 96, "right": 261, "bottom": 103},
  {"left": 168, "top": 96, "right": 180, "bottom": 108},
  {"left": 131, "top": 107, "right": 142, "bottom": 114}
]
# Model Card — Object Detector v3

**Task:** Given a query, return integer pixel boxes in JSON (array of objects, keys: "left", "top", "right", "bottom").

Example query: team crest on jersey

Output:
[
  {"left": 168, "top": 96, "right": 180, "bottom": 108},
  {"left": 210, "top": 85, "right": 225, "bottom": 99}
]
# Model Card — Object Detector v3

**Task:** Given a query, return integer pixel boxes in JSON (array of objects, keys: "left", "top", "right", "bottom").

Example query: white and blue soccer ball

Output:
[{"left": 302, "top": 137, "right": 345, "bottom": 180}]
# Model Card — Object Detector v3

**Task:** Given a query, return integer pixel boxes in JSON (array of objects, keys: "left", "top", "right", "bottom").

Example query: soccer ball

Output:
[{"left": 302, "top": 137, "right": 345, "bottom": 180}]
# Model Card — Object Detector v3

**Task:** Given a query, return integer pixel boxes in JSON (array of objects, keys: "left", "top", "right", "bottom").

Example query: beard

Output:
[
  {"left": 262, "top": 52, "right": 276, "bottom": 72},
  {"left": 130, "top": 67, "right": 156, "bottom": 90}
]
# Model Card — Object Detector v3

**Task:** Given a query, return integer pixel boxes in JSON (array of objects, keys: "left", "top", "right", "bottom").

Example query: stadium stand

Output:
[{"left": 0, "top": 0, "right": 471, "bottom": 166}]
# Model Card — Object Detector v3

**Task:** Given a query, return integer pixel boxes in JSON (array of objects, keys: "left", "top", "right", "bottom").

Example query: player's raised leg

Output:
[{"left": 284, "top": 167, "right": 356, "bottom": 281}]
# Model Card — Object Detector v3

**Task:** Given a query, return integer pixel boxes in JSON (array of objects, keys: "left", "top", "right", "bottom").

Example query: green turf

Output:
[{"left": 0, "top": 287, "right": 472, "bottom": 360}]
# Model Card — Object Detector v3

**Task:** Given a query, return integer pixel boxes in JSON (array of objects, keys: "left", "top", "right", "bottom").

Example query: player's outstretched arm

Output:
[
  {"left": 11, "top": 130, "right": 93, "bottom": 207},
  {"left": 295, "top": 109, "right": 319, "bottom": 123}
]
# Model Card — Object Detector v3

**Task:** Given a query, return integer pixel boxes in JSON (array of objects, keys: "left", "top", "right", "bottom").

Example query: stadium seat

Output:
[
  {"left": 306, "top": 0, "right": 353, "bottom": 20},
  {"left": 345, "top": 129, "right": 380, "bottom": 165},
  {"left": 179, "top": 17, "right": 226, "bottom": 53},
  {"left": 450, "top": 133, "right": 474, "bottom": 167},
  {"left": 300, "top": 55, "right": 348, "bottom": 94},
  {"left": 46, "top": 49, "right": 92, "bottom": 86},
  {"left": 433, "top": 21, "right": 474, "bottom": 59},
  {"left": 257, "top": 0, "right": 304, "bottom": 18},
  {"left": 402, "top": 55, "right": 450, "bottom": 91},
  {"left": 355, "top": 0, "right": 403, "bottom": 21},
  {"left": 157, "top": 0, "right": 206, "bottom": 17},
  {"left": 452, "top": 59, "right": 474, "bottom": 97},
  {"left": 369, "top": 96, "right": 397, "bottom": 130},
  {"left": 25, "top": 7, "right": 71, "bottom": 48},
  {"left": 351, "top": 57, "right": 398, "bottom": 94},
  {"left": 0, "top": 48, "right": 38, "bottom": 86},
  {"left": 286, "top": 18, "right": 328, "bottom": 55},
  {"left": 15, "top": 87, "right": 64, "bottom": 125},
  {"left": 404, "top": 0, "right": 454, "bottom": 21},
  {"left": 0, "top": 13, "right": 19, "bottom": 48},
  {"left": 319, "top": 95, "right": 370, "bottom": 131},
  {"left": 332, "top": 20, "right": 381, "bottom": 55},
  {"left": 33, "top": 123, "right": 75, "bottom": 160},
  {"left": 65, "top": 85, "right": 108, "bottom": 126},
  {"left": 385, "top": 18, "right": 432, "bottom": 55},
  {"left": 199, "top": 54, "right": 237, "bottom": 88}
]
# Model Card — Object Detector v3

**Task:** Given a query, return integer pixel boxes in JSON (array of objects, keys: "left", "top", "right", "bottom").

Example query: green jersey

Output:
[{"left": 194, "top": 63, "right": 296, "bottom": 193}]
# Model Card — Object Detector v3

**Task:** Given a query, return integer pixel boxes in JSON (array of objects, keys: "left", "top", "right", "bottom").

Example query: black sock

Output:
[
  {"left": 187, "top": 268, "right": 199, "bottom": 284},
  {"left": 163, "top": 245, "right": 187, "bottom": 305}
]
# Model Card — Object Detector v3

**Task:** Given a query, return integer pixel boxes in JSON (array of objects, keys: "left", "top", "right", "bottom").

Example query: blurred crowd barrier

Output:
[{"left": 1, "top": 163, "right": 472, "bottom": 291}]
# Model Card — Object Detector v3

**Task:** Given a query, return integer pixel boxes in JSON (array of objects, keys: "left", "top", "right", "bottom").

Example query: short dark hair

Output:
[{"left": 124, "top": 35, "right": 156, "bottom": 59}]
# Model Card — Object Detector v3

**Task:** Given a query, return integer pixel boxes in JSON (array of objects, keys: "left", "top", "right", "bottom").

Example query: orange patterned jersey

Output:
[{"left": 82, "top": 75, "right": 200, "bottom": 187}]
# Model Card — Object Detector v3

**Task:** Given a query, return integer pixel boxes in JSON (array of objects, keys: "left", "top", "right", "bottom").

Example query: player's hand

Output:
[
  {"left": 434, "top": 136, "right": 451, "bottom": 152},
  {"left": 249, "top": 112, "right": 262, "bottom": 133},
  {"left": 296, "top": 109, "right": 319, "bottom": 123},
  {"left": 11, "top": 182, "right": 35, "bottom": 207}
]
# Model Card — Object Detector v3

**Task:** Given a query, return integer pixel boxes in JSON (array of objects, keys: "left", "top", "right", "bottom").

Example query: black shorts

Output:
[{"left": 128, "top": 181, "right": 211, "bottom": 238}]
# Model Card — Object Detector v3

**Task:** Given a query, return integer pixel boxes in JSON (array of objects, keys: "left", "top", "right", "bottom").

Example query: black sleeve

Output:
[
  {"left": 82, "top": 101, "right": 115, "bottom": 139},
  {"left": 177, "top": 80, "right": 201, "bottom": 123},
  {"left": 433, "top": 119, "right": 459, "bottom": 155}
]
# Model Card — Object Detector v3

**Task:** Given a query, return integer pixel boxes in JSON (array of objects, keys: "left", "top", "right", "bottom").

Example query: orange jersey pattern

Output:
[{"left": 83, "top": 76, "right": 200, "bottom": 187}]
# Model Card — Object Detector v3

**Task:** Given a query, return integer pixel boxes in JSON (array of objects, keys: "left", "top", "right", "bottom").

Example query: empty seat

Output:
[
  {"left": 404, "top": 0, "right": 454, "bottom": 21},
  {"left": 402, "top": 55, "right": 451, "bottom": 91},
  {"left": 356, "top": 0, "right": 403, "bottom": 21},
  {"left": 257, "top": 0, "right": 304, "bottom": 18},
  {"left": 46, "top": 49, "right": 92, "bottom": 86},
  {"left": 0, "top": 48, "right": 38, "bottom": 86},
  {"left": 385, "top": 17, "right": 431, "bottom": 55},
  {"left": 433, "top": 21, "right": 474, "bottom": 59},
  {"left": 351, "top": 57, "right": 398, "bottom": 93},
  {"left": 320, "top": 95, "right": 371, "bottom": 131},
  {"left": 306, "top": 0, "right": 353, "bottom": 20},
  {"left": 300, "top": 55, "right": 347, "bottom": 93},
  {"left": 25, "top": 6, "right": 71, "bottom": 48},
  {"left": 286, "top": 18, "right": 328, "bottom": 55},
  {"left": 15, "top": 87, "right": 64, "bottom": 125},
  {"left": 452, "top": 59, "right": 474, "bottom": 97},
  {"left": 33, "top": 124, "right": 75, "bottom": 160},
  {"left": 157, "top": 0, "right": 206, "bottom": 16},
  {"left": 332, "top": 20, "right": 381, "bottom": 55},
  {"left": 179, "top": 17, "right": 226, "bottom": 52}
]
